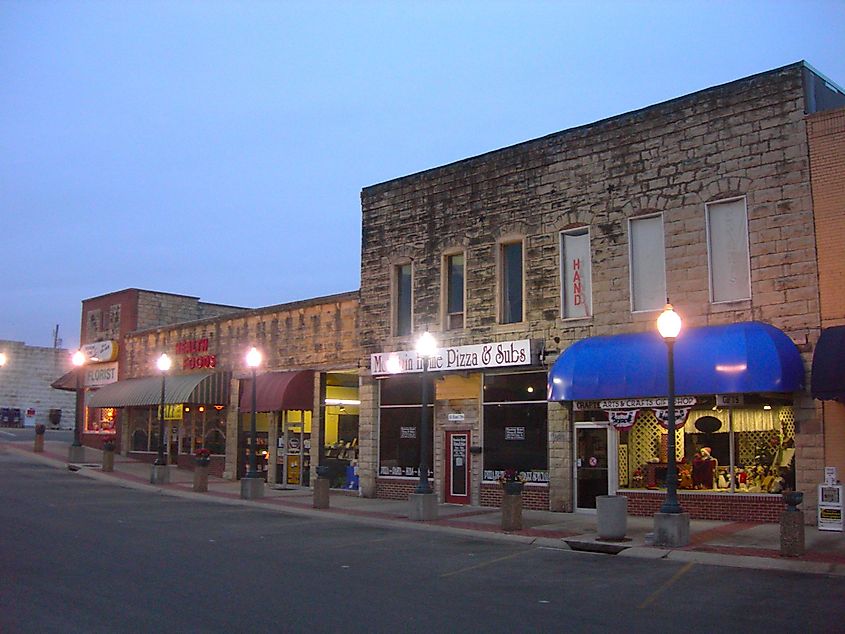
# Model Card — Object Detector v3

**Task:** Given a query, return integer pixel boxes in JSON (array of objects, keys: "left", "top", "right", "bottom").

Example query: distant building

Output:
[{"left": 0, "top": 340, "right": 76, "bottom": 428}]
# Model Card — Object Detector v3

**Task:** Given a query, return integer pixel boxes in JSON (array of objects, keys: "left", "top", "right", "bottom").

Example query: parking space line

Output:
[
  {"left": 441, "top": 548, "right": 534, "bottom": 578},
  {"left": 638, "top": 561, "right": 694, "bottom": 609}
]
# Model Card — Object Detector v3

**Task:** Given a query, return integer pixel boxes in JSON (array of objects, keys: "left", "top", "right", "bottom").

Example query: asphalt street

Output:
[{"left": 1, "top": 450, "right": 843, "bottom": 633}]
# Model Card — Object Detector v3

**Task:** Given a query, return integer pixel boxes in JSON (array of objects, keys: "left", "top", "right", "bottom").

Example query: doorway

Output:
[
  {"left": 279, "top": 421, "right": 311, "bottom": 487},
  {"left": 575, "top": 425, "right": 616, "bottom": 510},
  {"left": 444, "top": 430, "right": 470, "bottom": 504}
]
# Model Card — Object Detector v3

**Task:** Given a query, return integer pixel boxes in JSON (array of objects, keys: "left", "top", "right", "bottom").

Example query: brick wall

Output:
[
  {"left": 622, "top": 490, "right": 785, "bottom": 523},
  {"left": 0, "top": 340, "right": 76, "bottom": 428},
  {"left": 359, "top": 63, "right": 823, "bottom": 512},
  {"left": 808, "top": 107, "right": 845, "bottom": 494},
  {"left": 480, "top": 483, "right": 550, "bottom": 511}
]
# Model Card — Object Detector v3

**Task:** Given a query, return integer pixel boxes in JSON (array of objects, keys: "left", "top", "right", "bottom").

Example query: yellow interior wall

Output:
[
  {"left": 436, "top": 373, "right": 481, "bottom": 400},
  {"left": 285, "top": 410, "right": 312, "bottom": 433}
]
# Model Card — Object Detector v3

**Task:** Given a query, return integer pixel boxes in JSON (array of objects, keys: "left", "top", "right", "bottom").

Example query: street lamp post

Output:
[
  {"left": 409, "top": 331, "right": 438, "bottom": 521},
  {"left": 654, "top": 303, "right": 689, "bottom": 546},
  {"left": 151, "top": 353, "right": 171, "bottom": 484},
  {"left": 241, "top": 347, "right": 264, "bottom": 499},
  {"left": 68, "top": 350, "right": 86, "bottom": 462}
]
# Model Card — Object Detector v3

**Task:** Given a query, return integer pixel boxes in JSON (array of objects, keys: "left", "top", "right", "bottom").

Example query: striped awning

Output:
[{"left": 88, "top": 372, "right": 231, "bottom": 408}]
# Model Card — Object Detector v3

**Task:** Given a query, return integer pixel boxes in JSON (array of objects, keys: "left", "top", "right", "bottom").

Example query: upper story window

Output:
[
  {"left": 393, "top": 262, "right": 413, "bottom": 336},
  {"left": 628, "top": 214, "right": 666, "bottom": 312},
  {"left": 560, "top": 228, "right": 592, "bottom": 319},
  {"left": 444, "top": 252, "right": 465, "bottom": 330},
  {"left": 86, "top": 309, "right": 102, "bottom": 342},
  {"left": 706, "top": 198, "right": 751, "bottom": 303},
  {"left": 499, "top": 240, "right": 524, "bottom": 324}
]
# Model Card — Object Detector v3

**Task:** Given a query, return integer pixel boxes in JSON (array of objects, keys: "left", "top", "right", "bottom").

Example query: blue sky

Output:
[{"left": 2, "top": 1, "right": 844, "bottom": 350}]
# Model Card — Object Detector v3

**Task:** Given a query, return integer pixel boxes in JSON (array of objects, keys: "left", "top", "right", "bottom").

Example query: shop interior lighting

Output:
[
  {"left": 325, "top": 398, "right": 361, "bottom": 406},
  {"left": 763, "top": 404, "right": 772, "bottom": 410}
]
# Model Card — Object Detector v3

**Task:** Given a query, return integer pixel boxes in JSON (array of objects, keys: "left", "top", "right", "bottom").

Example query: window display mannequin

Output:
[{"left": 692, "top": 446, "right": 718, "bottom": 489}]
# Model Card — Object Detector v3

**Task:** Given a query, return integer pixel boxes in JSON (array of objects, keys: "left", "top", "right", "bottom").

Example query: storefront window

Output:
[
  {"left": 614, "top": 401, "right": 795, "bottom": 494},
  {"left": 483, "top": 372, "right": 548, "bottom": 483},
  {"left": 378, "top": 374, "right": 432, "bottom": 478}
]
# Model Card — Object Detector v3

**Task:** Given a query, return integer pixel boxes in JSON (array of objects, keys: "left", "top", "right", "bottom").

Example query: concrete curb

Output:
[{"left": 5, "top": 442, "right": 842, "bottom": 576}]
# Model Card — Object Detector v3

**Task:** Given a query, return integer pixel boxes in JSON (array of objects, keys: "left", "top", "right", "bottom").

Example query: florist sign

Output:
[{"left": 371, "top": 340, "right": 531, "bottom": 376}]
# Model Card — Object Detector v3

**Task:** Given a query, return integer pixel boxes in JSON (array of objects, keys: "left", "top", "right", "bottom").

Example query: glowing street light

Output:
[
  {"left": 154, "top": 353, "right": 172, "bottom": 468},
  {"left": 69, "top": 351, "right": 86, "bottom": 460},
  {"left": 245, "top": 347, "right": 262, "bottom": 480},
  {"left": 657, "top": 303, "right": 683, "bottom": 515}
]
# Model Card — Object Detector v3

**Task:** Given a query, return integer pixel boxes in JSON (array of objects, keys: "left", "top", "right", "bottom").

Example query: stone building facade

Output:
[
  {"left": 93, "top": 291, "right": 360, "bottom": 483},
  {"left": 0, "top": 340, "right": 76, "bottom": 428},
  {"left": 358, "top": 62, "right": 845, "bottom": 520}
]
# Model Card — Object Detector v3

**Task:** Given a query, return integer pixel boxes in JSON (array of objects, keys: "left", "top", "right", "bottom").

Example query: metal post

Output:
[
  {"left": 247, "top": 366, "right": 258, "bottom": 478},
  {"left": 155, "top": 372, "right": 167, "bottom": 466},
  {"left": 416, "top": 356, "right": 432, "bottom": 494},
  {"left": 72, "top": 366, "right": 83, "bottom": 448},
  {"left": 659, "top": 338, "right": 682, "bottom": 514}
]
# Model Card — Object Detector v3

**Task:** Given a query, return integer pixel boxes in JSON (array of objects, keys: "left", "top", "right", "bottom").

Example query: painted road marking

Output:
[{"left": 639, "top": 561, "right": 694, "bottom": 609}]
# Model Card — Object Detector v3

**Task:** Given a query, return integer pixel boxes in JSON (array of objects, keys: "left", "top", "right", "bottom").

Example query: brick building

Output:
[
  {"left": 0, "top": 340, "right": 76, "bottom": 428},
  {"left": 808, "top": 106, "right": 845, "bottom": 485},
  {"left": 85, "top": 291, "right": 360, "bottom": 485},
  {"left": 53, "top": 288, "right": 246, "bottom": 449},
  {"left": 357, "top": 61, "right": 845, "bottom": 522}
]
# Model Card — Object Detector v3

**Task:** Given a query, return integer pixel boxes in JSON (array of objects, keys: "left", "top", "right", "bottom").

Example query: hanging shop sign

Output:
[
  {"left": 371, "top": 339, "right": 531, "bottom": 376},
  {"left": 82, "top": 340, "right": 119, "bottom": 363},
  {"left": 716, "top": 394, "right": 744, "bottom": 407},
  {"left": 173, "top": 337, "right": 217, "bottom": 370},
  {"left": 84, "top": 362, "right": 118, "bottom": 387}
]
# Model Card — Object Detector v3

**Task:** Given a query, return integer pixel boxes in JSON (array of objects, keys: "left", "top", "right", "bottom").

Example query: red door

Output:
[{"left": 445, "top": 431, "right": 470, "bottom": 504}]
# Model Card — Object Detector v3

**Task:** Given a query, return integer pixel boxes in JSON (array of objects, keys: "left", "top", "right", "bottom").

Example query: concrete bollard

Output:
[
  {"left": 501, "top": 491, "right": 523, "bottom": 532},
  {"left": 780, "top": 491, "right": 805, "bottom": 557},
  {"left": 102, "top": 449, "right": 114, "bottom": 472},
  {"left": 313, "top": 477, "right": 330, "bottom": 509},
  {"left": 34, "top": 424, "right": 45, "bottom": 453},
  {"left": 193, "top": 465, "right": 209, "bottom": 492},
  {"left": 597, "top": 495, "right": 628, "bottom": 540}
]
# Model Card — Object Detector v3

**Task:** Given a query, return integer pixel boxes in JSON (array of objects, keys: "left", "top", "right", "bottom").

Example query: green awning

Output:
[{"left": 88, "top": 372, "right": 231, "bottom": 408}]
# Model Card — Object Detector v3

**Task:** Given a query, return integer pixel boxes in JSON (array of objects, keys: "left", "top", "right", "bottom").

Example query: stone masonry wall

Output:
[
  {"left": 359, "top": 63, "right": 822, "bottom": 513},
  {"left": 122, "top": 292, "right": 360, "bottom": 377},
  {"left": 0, "top": 340, "right": 76, "bottom": 428}
]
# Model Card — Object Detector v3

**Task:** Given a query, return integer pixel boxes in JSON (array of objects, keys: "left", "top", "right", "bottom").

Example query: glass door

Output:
[{"left": 575, "top": 425, "right": 615, "bottom": 510}]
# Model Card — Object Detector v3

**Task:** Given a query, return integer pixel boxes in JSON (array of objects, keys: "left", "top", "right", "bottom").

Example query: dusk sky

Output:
[{"left": 2, "top": 1, "right": 844, "bottom": 351}]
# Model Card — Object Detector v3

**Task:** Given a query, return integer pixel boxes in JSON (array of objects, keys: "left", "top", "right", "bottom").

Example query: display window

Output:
[
  {"left": 324, "top": 376, "right": 360, "bottom": 489},
  {"left": 601, "top": 397, "right": 796, "bottom": 494},
  {"left": 378, "top": 374, "right": 433, "bottom": 478},
  {"left": 482, "top": 372, "right": 549, "bottom": 483},
  {"left": 127, "top": 404, "right": 227, "bottom": 456}
]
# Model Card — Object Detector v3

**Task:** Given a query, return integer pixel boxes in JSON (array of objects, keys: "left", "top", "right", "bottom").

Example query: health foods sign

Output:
[{"left": 371, "top": 339, "right": 531, "bottom": 376}]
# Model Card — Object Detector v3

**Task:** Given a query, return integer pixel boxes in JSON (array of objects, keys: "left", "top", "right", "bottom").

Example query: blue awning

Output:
[
  {"left": 811, "top": 326, "right": 845, "bottom": 402},
  {"left": 548, "top": 321, "right": 804, "bottom": 402}
]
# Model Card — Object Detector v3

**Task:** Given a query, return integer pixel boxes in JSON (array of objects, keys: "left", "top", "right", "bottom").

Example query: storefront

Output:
[
  {"left": 549, "top": 321, "right": 804, "bottom": 522},
  {"left": 88, "top": 371, "right": 231, "bottom": 476},
  {"left": 237, "top": 369, "right": 360, "bottom": 489},
  {"left": 372, "top": 339, "right": 550, "bottom": 510},
  {"left": 811, "top": 325, "right": 845, "bottom": 484}
]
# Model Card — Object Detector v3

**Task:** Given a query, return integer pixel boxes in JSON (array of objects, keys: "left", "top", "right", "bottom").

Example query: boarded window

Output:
[
  {"left": 500, "top": 241, "right": 523, "bottom": 324},
  {"left": 561, "top": 228, "right": 592, "bottom": 319},
  {"left": 394, "top": 263, "right": 412, "bottom": 336},
  {"left": 707, "top": 199, "right": 751, "bottom": 303},
  {"left": 629, "top": 215, "right": 666, "bottom": 312}
]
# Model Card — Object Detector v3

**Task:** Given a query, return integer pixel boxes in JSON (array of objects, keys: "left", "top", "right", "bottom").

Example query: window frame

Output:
[
  {"left": 498, "top": 238, "right": 525, "bottom": 325},
  {"left": 628, "top": 213, "right": 667, "bottom": 313},
  {"left": 442, "top": 250, "right": 466, "bottom": 331},
  {"left": 560, "top": 227, "right": 593, "bottom": 320},
  {"left": 392, "top": 261, "right": 414, "bottom": 337},
  {"left": 705, "top": 196, "right": 752, "bottom": 304}
]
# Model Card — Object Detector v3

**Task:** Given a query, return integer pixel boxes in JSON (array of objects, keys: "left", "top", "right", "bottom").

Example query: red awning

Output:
[{"left": 238, "top": 370, "right": 315, "bottom": 412}]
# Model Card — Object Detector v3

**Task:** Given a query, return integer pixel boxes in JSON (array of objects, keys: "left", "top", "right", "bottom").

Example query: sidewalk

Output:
[{"left": 7, "top": 439, "right": 845, "bottom": 577}]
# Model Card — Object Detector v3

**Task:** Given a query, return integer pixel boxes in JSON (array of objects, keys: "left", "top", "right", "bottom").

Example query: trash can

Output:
[{"left": 596, "top": 495, "right": 627, "bottom": 540}]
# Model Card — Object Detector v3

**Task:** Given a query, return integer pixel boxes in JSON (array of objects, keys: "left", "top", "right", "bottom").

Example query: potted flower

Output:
[
  {"left": 194, "top": 447, "right": 211, "bottom": 467},
  {"left": 498, "top": 468, "right": 525, "bottom": 495},
  {"left": 102, "top": 436, "right": 116, "bottom": 452}
]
